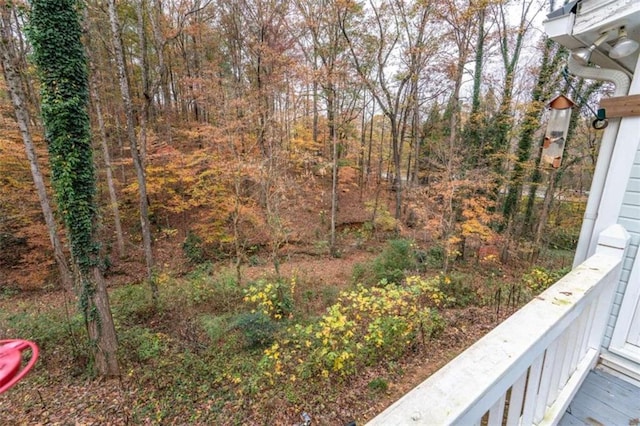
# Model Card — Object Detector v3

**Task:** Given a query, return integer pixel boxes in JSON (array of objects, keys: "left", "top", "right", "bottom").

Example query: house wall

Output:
[
  {"left": 580, "top": 56, "right": 640, "bottom": 350},
  {"left": 604, "top": 155, "right": 640, "bottom": 347}
]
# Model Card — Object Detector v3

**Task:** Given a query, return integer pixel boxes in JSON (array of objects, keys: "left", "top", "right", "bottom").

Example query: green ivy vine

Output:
[{"left": 26, "top": 0, "right": 98, "bottom": 314}]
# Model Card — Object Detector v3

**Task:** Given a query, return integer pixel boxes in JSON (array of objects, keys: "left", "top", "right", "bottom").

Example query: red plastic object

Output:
[{"left": 0, "top": 339, "right": 39, "bottom": 394}]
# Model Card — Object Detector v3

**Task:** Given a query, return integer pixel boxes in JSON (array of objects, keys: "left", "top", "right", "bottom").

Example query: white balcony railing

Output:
[{"left": 368, "top": 224, "right": 630, "bottom": 426}]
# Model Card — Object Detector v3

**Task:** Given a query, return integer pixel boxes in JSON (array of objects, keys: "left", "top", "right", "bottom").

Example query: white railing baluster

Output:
[
  {"left": 521, "top": 354, "right": 544, "bottom": 424},
  {"left": 535, "top": 338, "right": 559, "bottom": 423},
  {"left": 560, "top": 321, "right": 580, "bottom": 384},
  {"left": 568, "top": 313, "right": 585, "bottom": 373},
  {"left": 488, "top": 394, "right": 506, "bottom": 426},
  {"left": 580, "top": 302, "right": 596, "bottom": 357},
  {"left": 576, "top": 303, "right": 594, "bottom": 361},
  {"left": 506, "top": 371, "right": 527, "bottom": 425},
  {"left": 548, "top": 333, "right": 569, "bottom": 406}
]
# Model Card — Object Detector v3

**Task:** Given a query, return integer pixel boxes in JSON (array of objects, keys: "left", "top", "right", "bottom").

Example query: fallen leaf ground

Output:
[
  {"left": 1, "top": 249, "right": 510, "bottom": 425},
  {"left": 0, "top": 167, "right": 572, "bottom": 424}
]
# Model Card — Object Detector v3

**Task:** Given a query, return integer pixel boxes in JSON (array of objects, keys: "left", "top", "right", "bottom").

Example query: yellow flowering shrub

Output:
[
  {"left": 522, "top": 267, "right": 568, "bottom": 294},
  {"left": 244, "top": 277, "right": 296, "bottom": 320},
  {"left": 258, "top": 275, "right": 447, "bottom": 384}
]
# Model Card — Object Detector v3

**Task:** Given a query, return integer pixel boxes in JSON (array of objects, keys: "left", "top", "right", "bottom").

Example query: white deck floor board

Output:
[{"left": 559, "top": 368, "right": 640, "bottom": 425}]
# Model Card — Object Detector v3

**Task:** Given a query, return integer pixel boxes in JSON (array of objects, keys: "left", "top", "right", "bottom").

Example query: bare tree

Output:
[
  {"left": 107, "top": 0, "right": 157, "bottom": 299},
  {"left": 341, "top": 0, "right": 433, "bottom": 221},
  {"left": 84, "top": 8, "right": 126, "bottom": 258},
  {"left": 294, "top": 0, "right": 363, "bottom": 254}
]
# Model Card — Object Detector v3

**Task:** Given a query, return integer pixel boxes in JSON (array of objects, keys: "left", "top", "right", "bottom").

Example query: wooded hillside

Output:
[
  {"left": 0, "top": 0, "right": 602, "bottom": 290},
  {"left": 0, "top": 0, "right": 611, "bottom": 422}
]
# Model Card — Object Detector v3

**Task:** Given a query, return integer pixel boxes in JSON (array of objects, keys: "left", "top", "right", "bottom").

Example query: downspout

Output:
[{"left": 569, "top": 55, "right": 631, "bottom": 268}]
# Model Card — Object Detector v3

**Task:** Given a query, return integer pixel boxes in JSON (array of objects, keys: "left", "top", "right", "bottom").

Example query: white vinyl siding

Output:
[{"left": 603, "top": 155, "right": 640, "bottom": 348}]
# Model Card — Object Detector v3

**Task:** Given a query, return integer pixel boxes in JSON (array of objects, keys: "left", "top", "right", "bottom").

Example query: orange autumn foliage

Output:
[{"left": 0, "top": 96, "right": 58, "bottom": 289}]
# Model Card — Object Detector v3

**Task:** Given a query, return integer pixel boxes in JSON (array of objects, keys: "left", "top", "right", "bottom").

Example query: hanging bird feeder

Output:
[{"left": 542, "top": 94, "right": 576, "bottom": 169}]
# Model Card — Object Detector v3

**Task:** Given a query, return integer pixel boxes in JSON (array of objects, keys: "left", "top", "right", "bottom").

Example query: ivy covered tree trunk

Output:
[
  {"left": 27, "top": 0, "right": 119, "bottom": 376},
  {"left": 0, "top": 5, "right": 74, "bottom": 293},
  {"left": 463, "top": 3, "right": 486, "bottom": 169},
  {"left": 502, "top": 37, "right": 555, "bottom": 226},
  {"left": 489, "top": 1, "right": 531, "bottom": 207}
]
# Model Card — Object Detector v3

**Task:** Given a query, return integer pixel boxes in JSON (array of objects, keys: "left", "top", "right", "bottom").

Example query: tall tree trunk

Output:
[
  {"left": 410, "top": 82, "right": 420, "bottom": 185},
  {"left": 89, "top": 76, "right": 126, "bottom": 258},
  {"left": 464, "top": 5, "right": 485, "bottom": 168},
  {"left": 327, "top": 82, "right": 339, "bottom": 254},
  {"left": 391, "top": 119, "right": 402, "bottom": 221},
  {"left": 367, "top": 99, "right": 374, "bottom": 183},
  {"left": 522, "top": 136, "right": 544, "bottom": 235},
  {"left": 491, "top": 71, "right": 515, "bottom": 175},
  {"left": 27, "top": 0, "right": 119, "bottom": 376},
  {"left": 446, "top": 53, "right": 465, "bottom": 176},
  {"left": 359, "top": 92, "right": 367, "bottom": 188},
  {"left": 330, "top": 119, "right": 338, "bottom": 255},
  {"left": 9, "top": 7, "right": 40, "bottom": 128},
  {"left": 533, "top": 168, "right": 558, "bottom": 259},
  {"left": 312, "top": 56, "right": 319, "bottom": 145},
  {"left": 136, "top": 0, "right": 150, "bottom": 164},
  {"left": 88, "top": 266, "right": 119, "bottom": 375},
  {"left": 84, "top": 9, "right": 126, "bottom": 258},
  {"left": 447, "top": 44, "right": 468, "bottom": 175},
  {"left": 503, "top": 37, "right": 555, "bottom": 226},
  {"left": 0, "top": 6, "right": 74, "bottom": 293},
  {"left": 151, "top": 0, "right": 171, "bottom": 112},
  {"left": 107, "top": 0, "right": 157, "bottom": 298},
  {"left": 492, "top": 0, "right": 534, "bottom": 210}
]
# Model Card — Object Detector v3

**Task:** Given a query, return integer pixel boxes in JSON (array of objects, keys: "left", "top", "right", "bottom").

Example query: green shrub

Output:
[
  {"left": 111, "top": 283, "right": 156, "bottom": 325},
  {"left": 119, "top": 326, "right": 167, "bottom": 362},
  {"left": 423, "top": 245, "right": 445, "bottom": 269},
  {"left": 437, "top": 272, "right": 478, "bottom": 307},
  {"left": 353, "top": 239, "right": 418, "bottom": 286},
  {"left": 321, "top": 286, "right": 339, "bottom": 308},
  {"left": 546, "top": 226, "right": 579, "bottom": 250},
  {"left": 199, "top": 314, "right": 229, "bottom": 343},
  {"left": 0, "top": 308, "right": 84, "bottom": 351},
  {"left": 229, "top": 311, "right": 279, "bottom": 349},
  {"left": 183, "top": 231, "right": 205, "bottom": 264},
  {"left": 368, "top": 377, "right": 389, "bottom": 393},
  {"left": 182, "top": 265, "right": 242, "bottom": 310},
  {"left": 0, "top": 285, "right": 19, "bottom": 300},
  {"left": 351, "top": 262, "right": 367, "bottom": 284},
  {"left": 0, "top": 307, "right": 90, "bottom": 373}
]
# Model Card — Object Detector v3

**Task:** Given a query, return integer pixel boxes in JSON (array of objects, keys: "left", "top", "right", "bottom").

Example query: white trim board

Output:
[{"left": 599, "top": 350, "right": 640, "bottom": 387}]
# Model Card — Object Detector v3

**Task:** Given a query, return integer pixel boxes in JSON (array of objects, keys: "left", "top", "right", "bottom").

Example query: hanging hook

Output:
[{"left": 562, "top": 67, "right": 609, "bottom": 129}]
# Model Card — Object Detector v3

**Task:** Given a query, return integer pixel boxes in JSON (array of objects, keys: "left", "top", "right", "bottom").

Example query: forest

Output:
[{"left": 0, "top": 0, "right": 608, "bottom": 423}]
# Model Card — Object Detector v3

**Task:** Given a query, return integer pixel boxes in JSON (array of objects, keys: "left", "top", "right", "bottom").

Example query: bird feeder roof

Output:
[{"left": 548, "top": 94, "right": 576, "bottom": 109}]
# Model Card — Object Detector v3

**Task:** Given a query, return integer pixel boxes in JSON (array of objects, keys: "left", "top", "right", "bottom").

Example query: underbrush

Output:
[
  {"left": 255, "top": 276, "right": 448, "bottom": 388},
  {"left": 0, "top": 248, "right": 572, "bottom": 423},
  {"left": 352, "top": 238, "right": 421, "bottom": 285}
]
